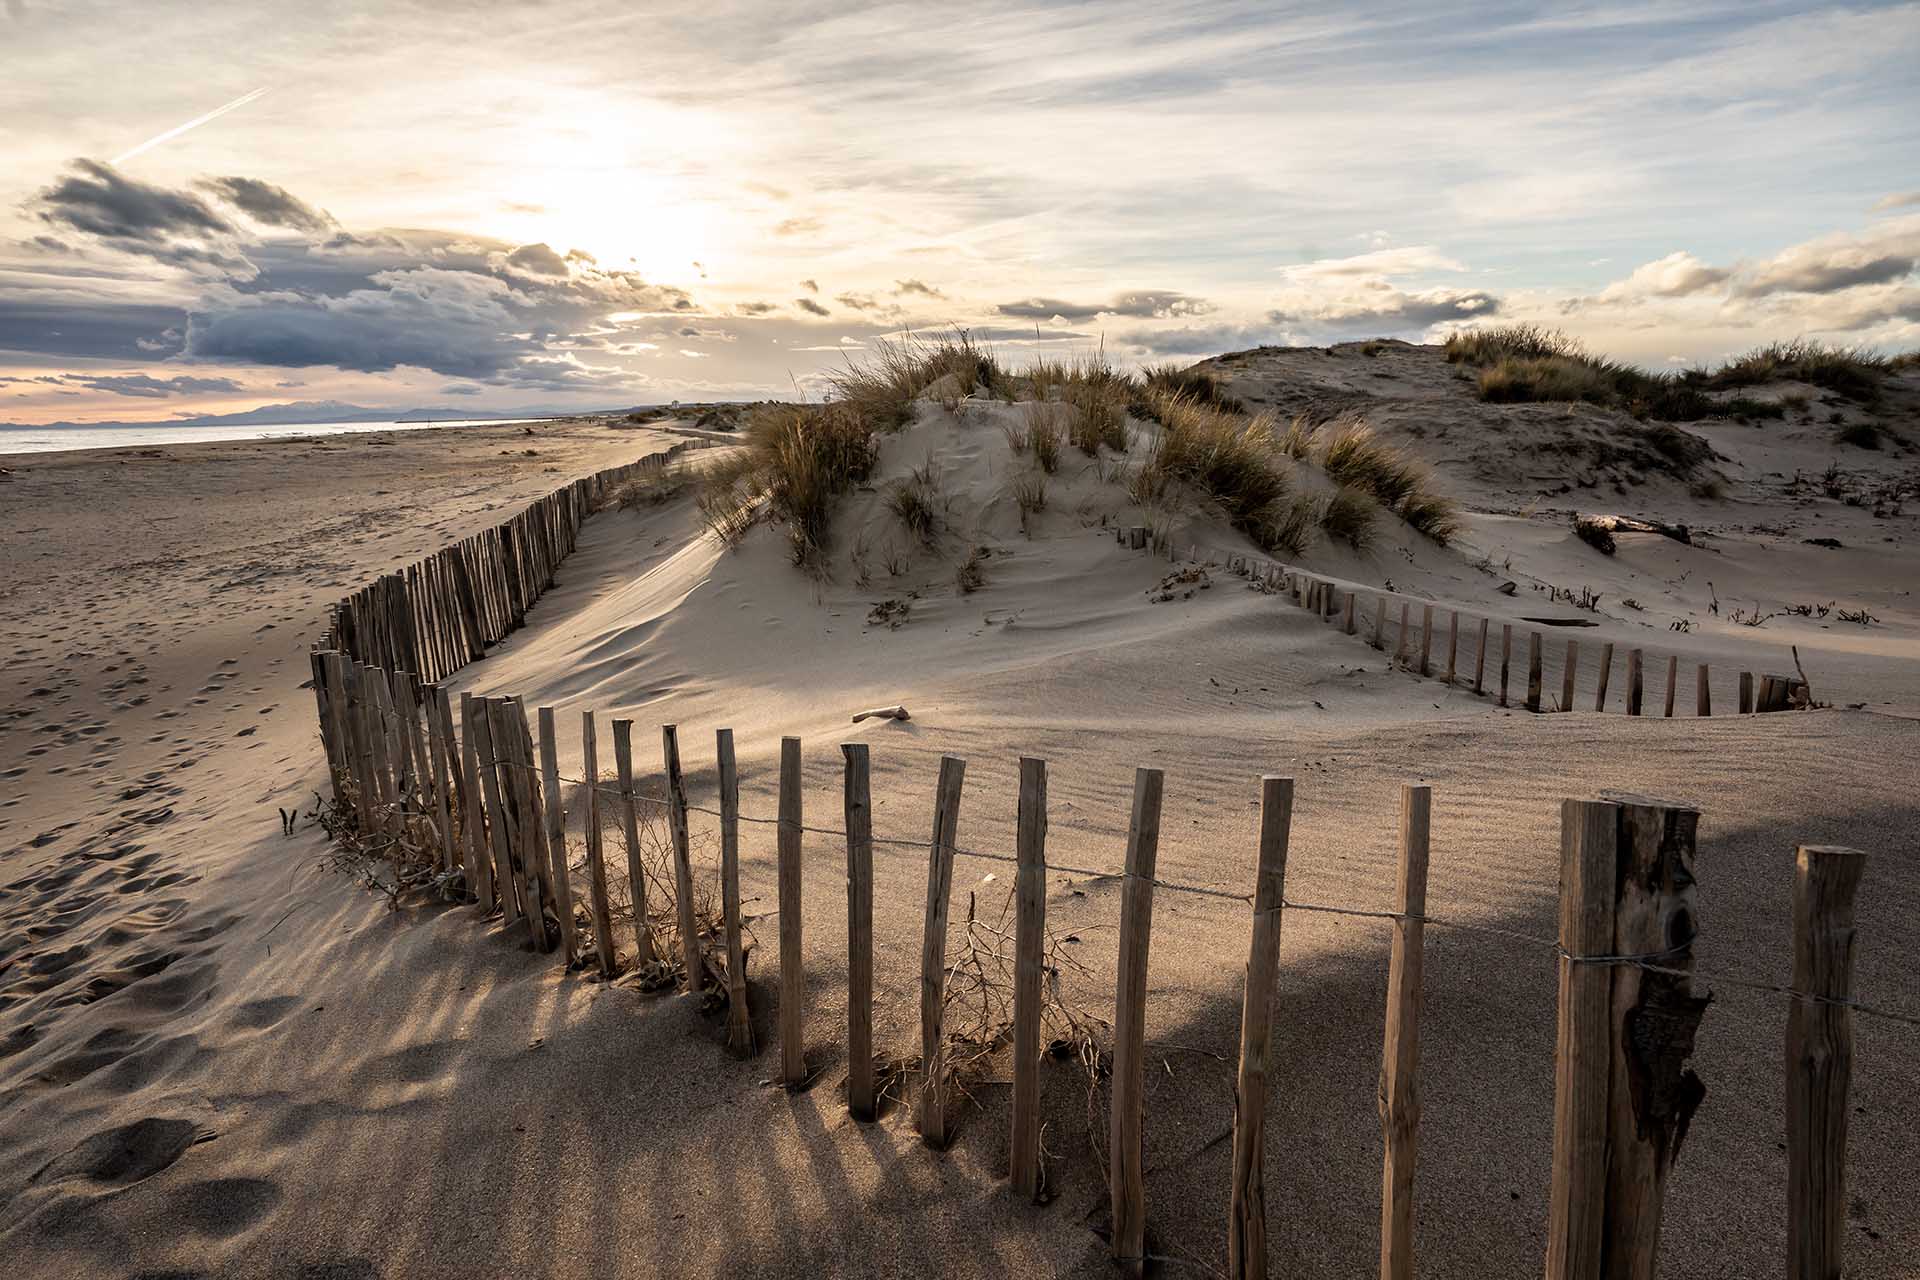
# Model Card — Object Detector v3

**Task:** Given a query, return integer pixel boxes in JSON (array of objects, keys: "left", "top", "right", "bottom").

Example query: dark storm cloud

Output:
[
  {"left": 1116, "top": 322, "right": 1290, "bottom": 357},
  {"left": 198, "top": 176, "right": 333, "bottom": 233},
  {"left": 997, "top": 290, "right": 1212, "bottom": 322},
  {"left": 795, "top": 297, "right": 830, "bottom": 316},
  {"left": 36, "top": 159, "right": 233, "bottom": 241},
  {"left": 0, "top": 300, "right": 186, "bottom": 359},
  {"left": 732, "top": 301, "right": 780, "bottom": 316}
]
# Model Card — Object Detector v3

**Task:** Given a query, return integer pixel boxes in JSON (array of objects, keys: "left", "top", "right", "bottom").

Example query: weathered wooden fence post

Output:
[
  {"left": 1664, "top": 654, "right": 1680, "bottom": 717},
  {"left": 458, "top": 692, "right": 493, "bottom": 912},
  {"left": 1627, "top": 649, "right": 1645, "bottom": 716},
  {"left": 580, "top": 711, "right": 618, "bottom": 976},
  {"left": 1595, "top": 643, "right": 1614, "bottom": 712},
  {"left": 1372, "top": 596, "right": 1388, "bottom": 651},
  {"left": 1546, "top": 794, "right": 1706, "bottom": 1278},
  {"left": 1561, "top": 640, "right": 1579, "bottom": 712},
  {"left": 1546, "top": 798, "right": 1617, "bottom": 1278},
  {"left": 918, "top": 755, "right": 968, "bottom": 1146},
  {"left": 1739, "top": 671, "right": 1754, "bottom": 714},
  {"left": 1499, "top": 624, "right": 1513, "bottom": 707},
  {"left": 778, "top": 736, "right": 806, "bottom": 1086},
  {"left": 1379, "top": 784, "right": 1431, "bottom": 1280},
  {"left": 717, "top": 728, "right": 752, "bottom": 1055},
  {"left": 1787, "top": 844, "right": 1865, "bottom": 1280},
  {"left": 1011, "top": 756, "right": 1049, "bottom": 1200},
  {"left": 1444, "top": 611, "right": 1459, "bottom": 684},
  {"left": 1418, "top": 604, "right": 1434, "bottom": 676},
  {"left": 1696, "top": 664, "right": 1711, "bottom": 717},
  {"left": 1111, "top": 767, "right": 1164, "bottom": 1278},
  {"left": 843, "top": 743, "right": 874, "bottom": 1114},
  {"left": 661, "top": 724, "right": 702, "bottom": 994},
  {"left": 1527, "top": 632, "right": 1544, "bottom": 712},
  {"left": 1473, "top": 618, "right": 1489, "bottom": 695},
  {"left": 1227, "top": 775, "right": 1292, "bottom": 1280},
  {"left": 1344, "top": 593, "right": 1357, "bottom": 635},
  {"left": 610, "top": 720, "right": 657, "bottom": 966},
  {"left": 531, "top": 707, "right": 575, "bottom": 963}
]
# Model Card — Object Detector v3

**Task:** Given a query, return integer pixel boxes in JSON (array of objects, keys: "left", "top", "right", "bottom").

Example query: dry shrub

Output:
[
  {"left": 954, "top": 545, "right": 988, "bottom": 593},
  {"left": 1318, "top": 485, "right": 1378, "bottom": 550}
]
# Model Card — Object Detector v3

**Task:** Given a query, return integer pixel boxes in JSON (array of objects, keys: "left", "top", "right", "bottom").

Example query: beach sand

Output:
[{"left": 1, "top": 383, "right": 1915, "bottom": 1278}]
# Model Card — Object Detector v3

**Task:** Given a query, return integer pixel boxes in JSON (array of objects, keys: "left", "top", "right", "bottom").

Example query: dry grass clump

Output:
[
  {"left": 1317, "top": 418, "right": 1420, "bottom": 507},
  {"left": 747, "top": 403, "right": 876, "bottom": 564},
  {"left": 1250, "top": 493, "right": 1319, "bottom": 557},
  {"left": 1138, "top": 389, "right": 1300, "bottom": 551},
  {"left": 954, "top": 545, "right": 989, "bottom": 593},
  {"left": 1703, "top": 339, "right": 1891, "bottom": 401},
  {"left": 610, "top": 462, "right": 697, "bottom": 509},
  {"left": 1444, "top": 324, "right": 1585, "bottom": 365},
  {"left": 1067, "top": 375, "right": 1129, "bottom": 454},
  {"left": 1137, "top": 361, "right": 1244, "bottom": 413},
  {"left": 1012, "top": 475, "right": 1048, "bottom": 533},
  {"left": 1477, "top": 354, "right": 1625, "bottom": 406},
  {"left": 1014, "top": 401, "right": 1068, "bottom": 473},
  {"left": 887, "top": 462, "right": 945, "bottom": 547},
  {"left": 1278, "top": 414, "right": 1317, "bottom": 460},
  {"left": 1401, "top": 490, "right": 1463, "bottom": 544},
  {"left": 828, "top": 329, "right": 1004, "bottom": 430},
  {"left": 1318, "top": 485, "right": 1378, "bottom": 550},
  {"left": 694, "top": 450, "right": 760, "bottom": 546}
]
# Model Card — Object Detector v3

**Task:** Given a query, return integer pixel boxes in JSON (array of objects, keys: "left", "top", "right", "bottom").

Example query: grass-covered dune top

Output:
[
  {"left": 677, "top": 332, "right": 1462, "bottom": 574},
  {"left": 1444, "top": 324, "right": 1909, "bottom": 417}
]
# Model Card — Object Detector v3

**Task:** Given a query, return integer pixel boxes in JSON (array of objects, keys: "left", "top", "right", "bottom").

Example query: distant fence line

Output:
[
  {"left": 1115, "top": 526, "right": 1810, "bottom": 716},
  {"left": 320, "top": 439, "right": 703, "bottom": 683},
  {"left": 304, "top": 647, "right": 1893, "bottom": 1280}
]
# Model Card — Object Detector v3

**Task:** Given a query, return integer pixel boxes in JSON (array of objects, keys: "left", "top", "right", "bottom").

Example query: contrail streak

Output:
[{"left": 111, "top": 87, "right": 268, "bottom": 165}]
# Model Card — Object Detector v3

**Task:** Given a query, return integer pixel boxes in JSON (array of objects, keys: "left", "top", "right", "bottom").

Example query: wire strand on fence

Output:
[{"left": 349, "top": 743, "right": 1920, "bottom": 1030}]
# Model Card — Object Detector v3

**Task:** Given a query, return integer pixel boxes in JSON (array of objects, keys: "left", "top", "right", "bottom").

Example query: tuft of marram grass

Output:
[
  {"left": 886, "top": 462, "right": 944, "bottom": 547},
  {"left": 1138, "top": 362, "right": 1243, "bottom": 413},
  {"left": 1139, "top": 388, "right": 1300, "bottom": 551},
  {"left": 1278, "top": 413, "right": 1317, "bottom": 460},
  {"left": 1252, "top": 492, "right": 1319, "bottom": 557},
  {"left": 1317, "top": 485, "right": 1378, "bottom": 550},
  {"left": 1704, "top": 338, "right": 1891, "bottom": 400},
  {"left": 1401, "top": 489, "right": 1464, "bottom": 545},
  {"left": 747, "top": 402, "right": 876, "bottom": 564},
  {"left": 611, "top": 462, "right": 697, "bottom": 509},
  {"left": 1445, "top": 324, "right": 1586, "bottom": 365},
  {"left": 1318, "top": 417, "right": 1422, "bottom": 509}
]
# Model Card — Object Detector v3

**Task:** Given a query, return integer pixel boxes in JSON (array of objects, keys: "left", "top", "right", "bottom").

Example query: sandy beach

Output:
[{"left": 2, "top": 348, "right": 1916, "bottom": 1279}]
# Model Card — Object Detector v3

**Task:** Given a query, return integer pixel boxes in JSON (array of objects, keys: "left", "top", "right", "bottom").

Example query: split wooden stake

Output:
[
  {"left": 717, "top": 728, "right": 751, "bottom": 1054},
  {"left": 661, "top": 724, "right": 702, "bottom": 994},
  {"left": 610, "top": 720, "right": 657, "bottom": 966},
  {"left": 777, "top": 736, "right": 806, "bottom": 1086},
  {"left": 1561, "top": 639, "right": 1579, "bottom": 713},
  {"left": 1595, "top": 643, "right": 1614, "bottom": 713},
  {"left": 580, "top": 711, "right": 617, "bottom": 976}
]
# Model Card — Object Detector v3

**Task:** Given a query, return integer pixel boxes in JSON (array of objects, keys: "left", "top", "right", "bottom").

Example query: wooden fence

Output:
[
  {"left": 305, "top": 653, "right": 1887, "bottom": 1280},
  {"left": 320, "top": 439, "right": 702, "bottom": 683},
  {"left": 1121, "top": 530, "right": 1811, "bottom": 716}
]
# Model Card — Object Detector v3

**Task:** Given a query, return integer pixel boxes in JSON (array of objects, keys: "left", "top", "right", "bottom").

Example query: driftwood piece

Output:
[
  {"left": 1574, "top": 514, "right": 1693, "bottom": 556},
  {"left": 850, "top": 704, "right": 910, "bottom": 723}
]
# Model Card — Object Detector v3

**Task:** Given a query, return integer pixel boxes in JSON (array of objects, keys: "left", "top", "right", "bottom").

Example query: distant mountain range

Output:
[{"left": 2, "top": 400, "right": 637, "bottom": 431}]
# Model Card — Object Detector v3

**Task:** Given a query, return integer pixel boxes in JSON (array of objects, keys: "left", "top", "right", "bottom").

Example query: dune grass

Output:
[
  {"left": 1444, "top": 324, "right": 1586, "bottom": 365},
  {"left": 1137, "top": 389, "right": 1303, "bottom": 551},
  {"left": 1702, "top": 339, "right": 1892, "bottom": 400},
  {"left": 738, "top": 403, "right": 877, "bottom": 564},
  {"left": 886, "top": 461, "right": 945, "bottom": 547},
  {"left": 1317, "top": 485, "right": 1378, "bottom": 550},
  {"left": 1137, "top": 362, "right": 1244, "bottom": 413}
]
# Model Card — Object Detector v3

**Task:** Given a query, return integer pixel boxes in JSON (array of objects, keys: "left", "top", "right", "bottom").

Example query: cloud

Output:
[
  {"left": 834, "top": 292, "right": 880, "bottom": 311},
  {"left": 1737, "top": 226, "right": 1917, "bottom": 296},
  {"left": 894, "top": 278, "right": 944, "bottom": 298},
  {"left": 1595, "top": 251, "right": 1730, "bottom": 301},
  {"left": 1871, "top": 192, "right": 1920, "bottom": 212},
  {"left": 64, "top": 371, "right": 245, "bottom": 398},
  {"left": 1266, "top": 287, "right": 1499, "bottom": 332},
  {"left": 795, "top": 297, "right": 830, "bottom": 316},
  {"left": 799, "top": 278, "right": 819, "bottom": 293},
  {"left": 441, "top": 382, "right": 484, "bottom": 395},
  {"left": 198, "top": 176, "right": 333, "bottom": 233},
  {"left": 775, "top": 217, "right": 822, "bottom": 236},
  {"left": 733, "top": 301, "right": 780, "bottom": 316},
  {"left": 502, "top": 242, "right": 570, "bottom": 277},
  {"left": 996, "top": 290, "right": 1213, "bottom": 322},
  {"left": 1116, "top": 322, "right": 1291, "bottom": 357},
  {"left": 36, "top": 159, "right": 232, "bottom": 242},
  {"left": 674, "top": 324, "right": 736, "bottom": 342},
  {"left": 1280, "top": 247, "right": 1466, "bottom": 279}
]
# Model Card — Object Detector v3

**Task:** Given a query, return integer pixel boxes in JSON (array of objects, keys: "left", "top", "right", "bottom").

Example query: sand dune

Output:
[{"left": 1, "top": 360, "right": 1915, "bottom": 1278}]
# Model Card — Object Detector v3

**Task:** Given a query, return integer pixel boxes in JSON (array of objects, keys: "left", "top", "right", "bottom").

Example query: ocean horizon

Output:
[{"left": 0, "top": 415, "right": 561, "bottom": 457}]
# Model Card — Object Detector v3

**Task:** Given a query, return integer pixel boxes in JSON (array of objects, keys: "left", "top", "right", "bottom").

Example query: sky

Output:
[{"left": 2, "top": 0, "right": 1918, "bottom": 425}]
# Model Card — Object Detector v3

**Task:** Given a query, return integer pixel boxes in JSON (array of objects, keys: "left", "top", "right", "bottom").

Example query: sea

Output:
[{"left": 0, "top": 417, "right": 557, "bottom": 457}]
